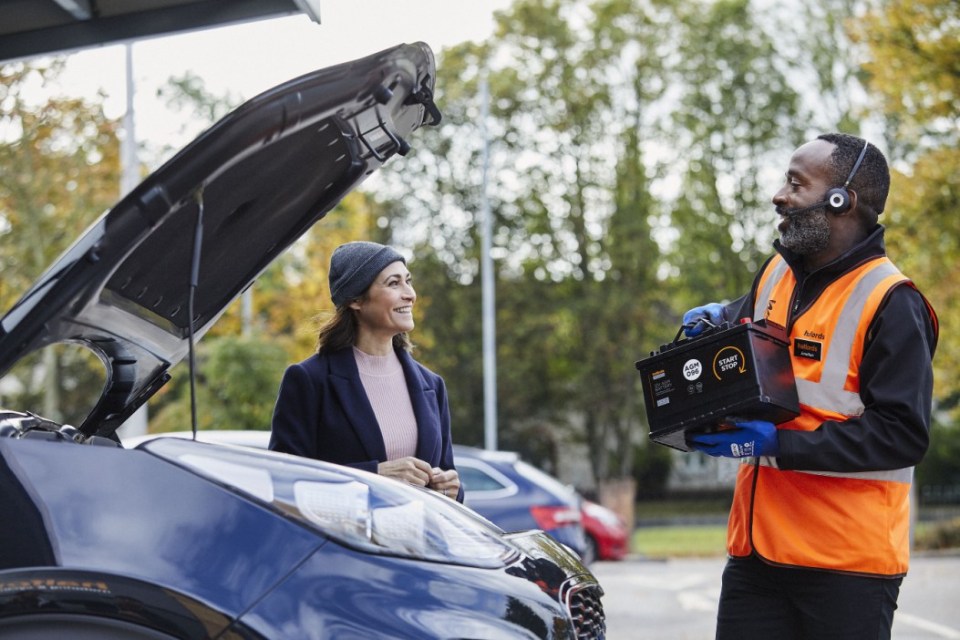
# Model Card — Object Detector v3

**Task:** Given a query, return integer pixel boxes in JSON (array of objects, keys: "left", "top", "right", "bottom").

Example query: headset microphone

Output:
[{"left": 783, "top": 200, "right": 828, "bottom": 218}]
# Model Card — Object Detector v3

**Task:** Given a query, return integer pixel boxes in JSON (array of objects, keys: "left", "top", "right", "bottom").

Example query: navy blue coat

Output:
[{"left": 269, "top": 347, "right": 462, "bottom": 501}]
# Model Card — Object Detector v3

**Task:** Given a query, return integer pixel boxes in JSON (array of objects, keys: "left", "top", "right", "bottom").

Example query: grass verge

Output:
[
  {"left": 632, "top": 525, "right": 728, "bottom": 559},
  {"left": 632, "top": 520, "right": 960, "bottom": 559}
]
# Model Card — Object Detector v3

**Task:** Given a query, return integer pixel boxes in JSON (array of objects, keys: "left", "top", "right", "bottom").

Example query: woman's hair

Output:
[{"left": 315, "top": 298, "right": 412, "bottom": 355}]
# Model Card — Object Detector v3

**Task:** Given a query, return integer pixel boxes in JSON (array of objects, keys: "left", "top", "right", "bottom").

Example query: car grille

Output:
[{"left": 565, "top": 582, "right": 606, "bottom": 639}]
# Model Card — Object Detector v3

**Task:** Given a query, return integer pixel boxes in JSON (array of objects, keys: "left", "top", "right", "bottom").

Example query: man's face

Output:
[{"left": 772, "top": 140, "right": 837, "bottom": 256}]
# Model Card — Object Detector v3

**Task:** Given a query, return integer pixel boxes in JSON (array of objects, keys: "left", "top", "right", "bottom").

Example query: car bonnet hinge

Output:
[
  {"left": 357, "top": 106, "right": 412, "bottom": 163},
  {"left": 406, "top": 75, "right": 442, "bottom": 126}
]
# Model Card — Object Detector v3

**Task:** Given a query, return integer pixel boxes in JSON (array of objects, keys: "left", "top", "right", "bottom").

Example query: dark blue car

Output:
[
  {"left": 0, "top": 43, "right": 605, "bottom": 639},
  {"left": 455, "top": 445, "right": 588, "bottom": 562}
]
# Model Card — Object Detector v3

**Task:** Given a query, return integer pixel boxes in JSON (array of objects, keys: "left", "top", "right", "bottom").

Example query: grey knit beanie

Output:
[{"left": 328, "top": 241, "right": 405, "bottom": 307}]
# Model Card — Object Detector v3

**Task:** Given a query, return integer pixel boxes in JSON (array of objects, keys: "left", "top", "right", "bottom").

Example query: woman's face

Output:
[{"left": 350, "top": 261, "right": 416, "bottom": 338}]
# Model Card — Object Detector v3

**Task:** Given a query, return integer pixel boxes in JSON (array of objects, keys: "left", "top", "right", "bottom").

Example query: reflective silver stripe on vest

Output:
[
  {"left": 752, "top": 456, "right": 913, "bottom": 483},
  {"left": 747, "top": 259, "right": 913, "bottom": 482},
  {"left": 797, "top": 261, "right": 902, "bottom": 417},
  {"left": 754, "top": 259, "right": 903, "bottom": 417},
  {"left": 753, "top": 258, "right": 790, "bottom": 321}
]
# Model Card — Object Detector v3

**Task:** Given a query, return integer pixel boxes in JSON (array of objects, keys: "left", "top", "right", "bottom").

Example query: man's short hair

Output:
[{"left": 817, "top": 133, "right": 889, "bottom": 226}]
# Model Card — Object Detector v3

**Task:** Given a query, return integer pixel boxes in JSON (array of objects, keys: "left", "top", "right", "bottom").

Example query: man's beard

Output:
[{"left": 778, "top": 205, "right": 830, "bottom": 255}]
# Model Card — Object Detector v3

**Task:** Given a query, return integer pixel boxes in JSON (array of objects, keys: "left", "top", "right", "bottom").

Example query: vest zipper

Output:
[{"left": 788, "top": 280, "right": 803, "bottom": 330}]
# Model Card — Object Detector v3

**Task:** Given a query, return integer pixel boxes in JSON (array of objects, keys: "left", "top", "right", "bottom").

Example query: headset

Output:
[
  {"left": 784, "top": 138, "right": 870, "bottom": 217},
  {"left": 824, "top": 138, "right": 869, "bottom": 214}
]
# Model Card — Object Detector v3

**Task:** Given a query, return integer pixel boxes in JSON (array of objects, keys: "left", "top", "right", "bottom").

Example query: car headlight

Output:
[{"left": 142, "top": 438, "right": 517, "bottom": 568}]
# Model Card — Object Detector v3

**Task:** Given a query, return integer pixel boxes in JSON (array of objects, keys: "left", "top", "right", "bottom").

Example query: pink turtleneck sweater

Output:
[{"left": 353, "top": 347, "right": 418, "bottom": 460}]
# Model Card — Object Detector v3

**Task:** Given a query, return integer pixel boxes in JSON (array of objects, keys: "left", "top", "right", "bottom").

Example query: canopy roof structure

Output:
[{"left": 0, "top": 0, "right": 322, "bottom": 63}]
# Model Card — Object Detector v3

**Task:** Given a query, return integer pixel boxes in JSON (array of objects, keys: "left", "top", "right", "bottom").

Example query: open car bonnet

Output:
[{"left": 0, "top": 42, "right": 440, "bottom": 439}]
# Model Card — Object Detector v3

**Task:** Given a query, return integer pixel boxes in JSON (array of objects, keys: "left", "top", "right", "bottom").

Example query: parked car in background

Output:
[
  {"left": 123, "top": 429, "right": 273, "bottom": 450},
  {"left": 454, "top": 445, "right": 588, "bottom": 562},
  {"left": 0, "top": 43, "right": 605, "bottom": 639},
  {"left": 581, "top": 499, "right": 629, "bottom": 561}
]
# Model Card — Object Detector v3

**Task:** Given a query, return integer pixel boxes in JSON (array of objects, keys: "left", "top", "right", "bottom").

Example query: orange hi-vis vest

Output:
[{"left": 728, "top": 254, "right": 924, "bottom": 576}]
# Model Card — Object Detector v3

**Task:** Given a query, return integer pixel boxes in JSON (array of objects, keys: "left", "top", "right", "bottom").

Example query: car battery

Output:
[{"left": 635, "top": 319, "right": 799, "bottom": 452}]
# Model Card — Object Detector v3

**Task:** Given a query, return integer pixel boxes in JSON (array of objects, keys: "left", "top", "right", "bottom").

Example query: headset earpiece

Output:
[
  {"left": 827, "top": 139, "right": 869, "bottom": 215},
  {"left": 825, "top": 187, "right": 851, "bottom": 214}
]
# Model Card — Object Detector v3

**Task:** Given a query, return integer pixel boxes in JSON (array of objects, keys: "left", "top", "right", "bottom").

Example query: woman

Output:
[{"left": 269, "top": 241, "right": 462, "bottom": 501}]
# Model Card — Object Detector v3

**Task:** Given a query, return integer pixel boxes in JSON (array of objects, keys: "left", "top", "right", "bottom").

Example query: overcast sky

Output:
[{"left": 44, "top": 0, "right": 513, "bottom": 151}]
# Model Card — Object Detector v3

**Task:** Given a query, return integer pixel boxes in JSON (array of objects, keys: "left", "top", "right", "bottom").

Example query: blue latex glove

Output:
[
  {"left": 682, "top": 302, "right": 725, "bottom": 337},
  {"left": 689, "top": 420, "right": 779, "bottom": 458}
]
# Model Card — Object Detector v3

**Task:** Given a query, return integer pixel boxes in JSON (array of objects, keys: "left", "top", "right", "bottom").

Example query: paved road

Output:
[{"left": 590, "top": 554, "right": 960, "bottom": 640}]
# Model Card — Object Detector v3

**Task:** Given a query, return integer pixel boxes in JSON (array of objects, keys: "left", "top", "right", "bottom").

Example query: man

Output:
[{"left": 683, "top": 133, "right": 938, "bottom": 640}]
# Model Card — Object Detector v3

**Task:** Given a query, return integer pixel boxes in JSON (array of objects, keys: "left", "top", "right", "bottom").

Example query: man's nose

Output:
[{"left": 772, "top": 186, "right": 788, "bottom": 206}]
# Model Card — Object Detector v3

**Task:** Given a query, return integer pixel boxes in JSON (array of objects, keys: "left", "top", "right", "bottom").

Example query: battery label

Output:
[
  {"left": 682, "top": 359, "right": 703, "bottom": 381},
  {"left": 651, "top": 375, "right": 674, "bottom": 396},
  {"left": 713, "top": 346, "right": 746, "bottom": 381},
  {"left": 649, "top": 369, "right": 675, "bottom": 412}
]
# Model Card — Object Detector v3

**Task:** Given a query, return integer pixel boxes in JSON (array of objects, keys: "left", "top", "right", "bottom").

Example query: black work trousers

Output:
[{"left": 715, "top": 554, "right": 902, "bottom": 640}]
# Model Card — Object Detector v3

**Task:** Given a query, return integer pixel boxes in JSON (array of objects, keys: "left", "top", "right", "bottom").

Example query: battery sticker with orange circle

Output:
[{"left": 713, "top": 346, "right": 747, "bottom": 380}]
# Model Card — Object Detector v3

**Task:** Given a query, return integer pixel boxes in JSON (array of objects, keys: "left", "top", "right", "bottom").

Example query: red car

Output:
[{"left": 582, "top": 499, "right": 630, "bottom": 561}]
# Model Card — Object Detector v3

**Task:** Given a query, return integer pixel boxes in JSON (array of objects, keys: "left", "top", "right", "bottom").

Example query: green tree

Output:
[
  {"left": 375, "top": 0, "right": 677, "bottom": 486},
  {"left": 773, "top": 0, "right": 865, "bottom": 134},
  {"left": 663, "top": 0, "right": 806, "bottom": 309},
  {"left": 149, "top": 336, "right": 289, "bottom": 432},
  {"left": 853, "top": 0, "right": 959, "bottom": 419},
  {"left": 851, "top": 0, "right": 960, "bottom": 495},
  {"left": 0, "top": 60, "right": 121, "bottom": 308},
  {"left": 150, "top": 70, "right": 242, "bottom": 163},
  {"left": 0, "top": 60, "right": 122, "bottom": 423}
]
